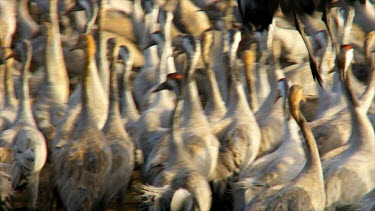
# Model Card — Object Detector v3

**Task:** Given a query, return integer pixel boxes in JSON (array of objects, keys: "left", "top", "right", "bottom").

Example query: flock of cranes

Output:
[{"left": 0, "top": 0, "right": 374, "bottom": 210}]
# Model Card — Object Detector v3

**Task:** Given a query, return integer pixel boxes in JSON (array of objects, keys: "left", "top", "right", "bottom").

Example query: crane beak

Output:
[
  {"left": 5, "top": 51, "right": 17, "bottom": 60},
  {"left": 64, "top": 3, "right": 84, "bottom": 15},
  {"left": 196, "top": 1, "right": 216, "bottom": 12},
  {"left": 196, "top": 0, "right": 223, "bottom": 12},
  {"left": 152, "top": 82, "right": 169, "bottom": 93},
  {"left": 196, "top": 5, "right": 211, "bottom": 12},
  {"left": 172, "top": 48, "right": 184, "bottom": 57},
  {"left": 0, "top": 51, "right": 18, "bottom": 64},
  {"left": 70, "top": 44, "right": 80, "bottom": 51},
  {"left": 141, "top": 40, "right": 157, "bottom": 51},
  {"left": 328, "top": 66, "right": 336, "bottom": 74},
  {"left": 203, "top": 26, "right": 215, "bottom": 32}
]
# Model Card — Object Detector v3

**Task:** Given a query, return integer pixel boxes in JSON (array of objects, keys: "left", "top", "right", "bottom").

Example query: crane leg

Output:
[{"left": 293, "top": 13, "right": 323, "bottom": 87}]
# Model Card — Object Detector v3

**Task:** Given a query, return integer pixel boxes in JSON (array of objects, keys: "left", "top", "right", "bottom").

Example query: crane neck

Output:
[
  {"left": 81, "top": 36, "right": 98, "bottom": 124},
  {"left": 3, "top": 54, "right": 16, "bottom": 107},
  {"left": 121, "top": 56, "right": 139, "bottom": 123},
  {"left": 183, "top": 51, "right": 209, "bottom": 126},
  {"left": 169, "top": 86, "right": 188, "bottom": 165},
  {"left": 15, "top": 41, "right": 36, "bottom": 127},
  {"left": 95, "top": 0, "right": 109, "bottom": 94},
  {"left": 347, "top": 54, "right": 375, "bottom": 151},
  {"left": 82, "top": 0, "right": 98, "bottom": 34},
  {"left": 291, "top": 103, "right": 323, "bottom": 181},
  {"left": 17, "top": 0, "right": 39, "bottom": 39},
  {"left": 227, "top": 52, "right": 253, "bottom": 116},
  {"left": 103, "top": 47, "right": 127, "bottom": 135},
  {"left": 157, "top": 40, "right": 171, "bottom": 83},
  {"left": 171, "top": 99, "right": 187, "bottom": 162},
  {"left": 42, "top": 21, "right": 69, "bottom": 104},
  {"left": 204, "top": 62, "right": 227, "bottom": 121},
  {"left": 243, "top": 50, "right": 258, "bottom": 111}
]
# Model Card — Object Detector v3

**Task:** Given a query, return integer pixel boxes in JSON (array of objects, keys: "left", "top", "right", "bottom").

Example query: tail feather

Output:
[
  {"left": 136, "top": 184, "right": 173, "bottom": 205},
  {"left": 232, "top": 177, "right": 267, "bottom": 191},
  {"left": 0, "top": 163, "right": 14, "bottom": 210},
  {"left": 231, "top": 178, "right": 269, "bottom": 211}
]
